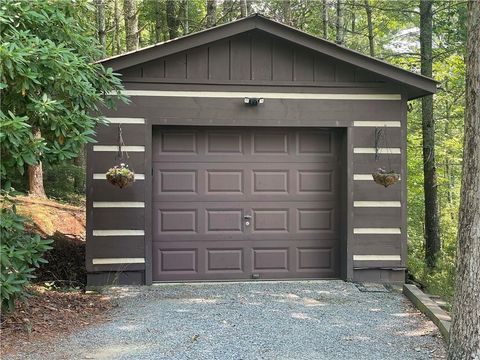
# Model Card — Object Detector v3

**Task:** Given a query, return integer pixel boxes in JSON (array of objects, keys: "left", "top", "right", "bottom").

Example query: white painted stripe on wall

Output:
[
  {"left": 353, "top": 174, "right": 401, "bottom": 181},
  {"left": 93, "top": 173, "right": 145, "bottom": 180},
  {"left": 105, "top": 117, "right": 145, "bottom": 124},
  {"left": 92, "top": 230, "right": 145, "bottom": 236},
  {"left": 353, "top": 147, "right": 401, "bottom": 154},
  {"left": 353, "top": 228, "right": 402, "bottom": 234},
  {"left": 92, "top": 258, "right": 145, "bottom": 265},
  {"left": 353, "top": 121, "right": 401, "bottom": 127},
  {"left": 353, "top": 255, "right": 401, "bottom": 261},
  {"left": 115, "top": 90, "right": 401, "bottom": 101},
  {"left": 354, "top": 201, "right": 401, "bottom": 207},
  {"left": 93, "top": 201, "right": 145, "bottom": 208},
  {"left": 93, "top": 145, "right": 145, "bottom": 152}
]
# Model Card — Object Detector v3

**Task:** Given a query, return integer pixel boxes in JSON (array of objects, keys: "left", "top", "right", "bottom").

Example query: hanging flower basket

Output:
[
  {"left": 106, "top": 163, "right": 135, "bottom": 189},
  {"left": 372, "top": 168, "right": 400, "bottom": 188}
]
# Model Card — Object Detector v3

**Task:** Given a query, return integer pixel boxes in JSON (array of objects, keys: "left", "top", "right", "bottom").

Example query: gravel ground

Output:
[{"left": 6, "top": 281, "right": 446, "bottom": 360}]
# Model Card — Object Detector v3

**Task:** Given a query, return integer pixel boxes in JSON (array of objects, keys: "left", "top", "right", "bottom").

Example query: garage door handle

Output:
[{"left": 243, "top": 215, "right": 252, "bottom": 219}]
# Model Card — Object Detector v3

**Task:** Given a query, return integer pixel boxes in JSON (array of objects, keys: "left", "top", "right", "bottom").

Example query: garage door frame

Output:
[{"left": 145, "top": 123, "right": 350, "bottom": 284}]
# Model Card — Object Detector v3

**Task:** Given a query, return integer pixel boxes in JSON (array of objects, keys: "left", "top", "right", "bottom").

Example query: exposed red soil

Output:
[
  {"left": 15, "top": 195, "right": 86, "bottom": 239},
  {"left": 0, "top": 286, "right": 112, "bottom": 356}
]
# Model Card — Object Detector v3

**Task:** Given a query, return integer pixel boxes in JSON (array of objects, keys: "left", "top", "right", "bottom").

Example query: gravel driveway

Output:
[{"left": 8, "top": 281, "right": 446, "bottom": 360}]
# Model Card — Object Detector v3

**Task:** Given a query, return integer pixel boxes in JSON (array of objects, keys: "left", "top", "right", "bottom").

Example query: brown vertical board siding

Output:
[
  {"left": 90, "top": 152, "right": 145, "bottom": 173},
  {"left": 336, "top": 62, "right": 356, "bottom": 82},
  {"left": 345, "top": 127, "right": 354, "bottom": 281},
  {"left": 294, "top": 47, "right": 314, "bottom": 81},
  {"left": 230, "top": 34, "right": 251, "bottom": 80},
  {"left": 400, "top": 95, "right": 408, "bottom": 270},
  {"left": 353, "top": 182, "right": 402, "bottom": 201},
  {"left": 251, "top": 33, "right": 273, "bottom": 80},
  {"left": 186, "top": 47, "right": 208, "bottom": 79},
  {"left": 353, "top": 208, "right": 402, "bottom": 227},
  {"left": 208, "top": 40, "right": 230, "bottom": 80},
  {"left": 92, "top": 208, "right": 145, "bottom": 229},
  {"left": 142, "top": 59, "right": 165, "bottom": 78},
  {"left": 353, "top": 235, "right": 402, "bottom": 255},
  {"left": 314, "top": 55, "right": 336, "bottom": 82},
  {"left": 272, "top": 40, "right": 293, "bottom": 81},
  {"left": 92, "top": 180, "right": 145, "bottom": 202},
  {"left": 165, "top": 53, "right": 187, "bottom": 78},
  {"left": 86, "top": 143, "right": 95, "bottom": 273},
  {"left": 353, "top": 269, "right": 404, "bottom": 283}
]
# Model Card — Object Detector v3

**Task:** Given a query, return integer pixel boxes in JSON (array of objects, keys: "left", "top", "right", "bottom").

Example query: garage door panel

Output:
[{"left": 152, "top": 127, "right": 340, "bottom": 281}]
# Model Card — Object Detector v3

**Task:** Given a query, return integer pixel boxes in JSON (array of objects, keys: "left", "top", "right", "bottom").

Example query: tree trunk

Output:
[
  {"left": 420, "top": 0, "right": 441, "bottom": 269},
  {"left": 28, "top": 128, "right": 46, "bottom": 198},
  {"left": 351, "top": 0, "right": 355, "bottom": 33},
  {"left": 179, "top": 0, "right": 188, "bottom": 35},
  {"left": 206, "top": 0, "right": 216, "bottom": 28},
  {"left": 447, "top": 1, "right": 480, "bottom": 358},
  {"left": 96, "top": 0, "right": 106, "bottom": 55},
  {"left": 246, "top": 0, "right": 254, "bottom": 15},
  {"left": 114, "top": 0, "right": 121, "bottom": 54},
  {"left": 124, "top": 0, "right": 139, "bottom": 51},
  {"left": 336, "top": 0, "right": 345, "bottom": 45},
  {"left": 364, "top": 0, "right": 375, "bottom": 56},
  {"left": 166, "top": 0, "right": 178, "bottom": 39},
  {"left": 322, "top": 0, "right": 328, "bottom": 39},
  {"left": 240, "top": 0, "right": 247, "bottom": 17},
  {"left": 283, "top": 0, "right": 292, "bottom": 26},
  {"left": 155, "top": 0, "right": 162, "bottom": 42}
]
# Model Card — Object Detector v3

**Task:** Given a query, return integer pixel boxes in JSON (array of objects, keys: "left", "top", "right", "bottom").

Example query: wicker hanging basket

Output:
[
  {"left": 372, "top": 168, "right": 400, "bottom": 188},
  {"left": 106, "top": 163, "right": 135, "bottom": 189}
]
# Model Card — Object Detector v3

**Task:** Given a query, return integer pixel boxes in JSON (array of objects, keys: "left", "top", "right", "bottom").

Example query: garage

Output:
[
  {"left": 152, "top": 127, "right": 341, "bottom": 281},
  {"left": 86, "top": 14, "right": 437, "bottom": 286}
]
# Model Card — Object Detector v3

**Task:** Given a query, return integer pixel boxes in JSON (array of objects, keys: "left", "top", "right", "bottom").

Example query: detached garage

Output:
[{"left": 86, "top": 14, "right": 437, "bottom": 286}]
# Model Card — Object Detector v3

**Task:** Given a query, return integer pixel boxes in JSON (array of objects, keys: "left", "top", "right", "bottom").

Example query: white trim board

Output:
[
  {"left": 353, "top": 174, "right": 401, "bottom": 181},
  {"left": 92, "top": 258, "right": 145, "bottom": 265},
  {"left": 354, "top": 148, "right": 401, "bottom": 154},
  {"left": 93, "top": 201, "right": 145, "bottom": 208},
  {"left": 114, "top": 90, "right": 401, "bottom": 101},
  {"left": 93, "top": 145, "right": 145, "bottom": 152},
  {"left": 353, "top": 121, "right": 401, "bottom": 127},
  {"left": 353, "top": 228, "right": 401, "bottom": 234},
  {"left": 353, "top": 255, "right": 401, "bottom": 261},
  {"left": 92, "top": 230, "right": 145, "bottom": 236},
  {"left": 93, "top": 173, "right": 145, "bottom": 180},
  {"left": 105, "top": 117, "right": 145, "bottom": 124},
  {"left": 354, "top": 201, "right": 401, "bottom": 207}
]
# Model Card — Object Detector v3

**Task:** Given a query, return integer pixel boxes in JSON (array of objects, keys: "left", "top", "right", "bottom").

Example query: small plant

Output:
[
  {"left": 0, "top": 193, "right": 53, "bottom": 313},
  {"left": 372, "top": 168, "right": 400, "bottom": 187},
  {"left": 105, "top": 163, "right": 135, "bottom": 189}
]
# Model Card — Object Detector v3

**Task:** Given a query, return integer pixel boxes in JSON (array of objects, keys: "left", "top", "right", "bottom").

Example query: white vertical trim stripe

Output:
[
  {"left": 353, "top": 228, "right": 402, "bottom": 234},
  {"left": 105, "top": 117, "right": 145, "bottom": 124},
  {"left": 353, "top": 121, "right": 401, "bottom": 127},
  {"left": 93, "top": 145, "right": 145, "bottom": 152},
  {"left": 92, "top": 258, "right": 145, "bottom": 265},
  {"left": 353, "top": 255, "right": 401, "bottom": 261},
  {"left": 354, "top": 148, "right": 401, "bottom": 154},
  {"left": 353, "top": 174, "right": 401, "bottom": 181},
  {"left": 92, "top": 230, "right": 145, "bottom": 236},
  {"left": 93, "top": 202, "right": 145, "bottom": 208},
  {"left": 354, "top": 201, "right": 401, "bottom": 207},
  {"left": 93, "top": 173, "right": 145, "bottom": 180},
  {"left": 114, "top": 90, "right": 402, "bottom": 100}
]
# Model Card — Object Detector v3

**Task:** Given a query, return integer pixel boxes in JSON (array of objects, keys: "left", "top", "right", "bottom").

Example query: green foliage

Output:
[
  {"left": 0, "top": 0, "right": 127, "bottom": 180},
  {"left": 43, "top": 162, "right": 86, "bottom": 204},
  {"left": 0, "top": 194, "right": 53, "bottom": 313}
]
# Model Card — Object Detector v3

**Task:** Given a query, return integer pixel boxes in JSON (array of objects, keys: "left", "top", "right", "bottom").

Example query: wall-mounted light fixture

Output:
[{"left": 244, "top": 97, "right": 264, "bottom": 106}]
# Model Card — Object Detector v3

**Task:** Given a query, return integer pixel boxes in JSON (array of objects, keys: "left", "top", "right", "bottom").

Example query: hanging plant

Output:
[
  {"left": 105, "top": 124, "right": 135, "bottom": 188},
  {"left": 106, "top": 163, "right": 135, "bottom": 188},
  {"left": 372, "top": 168, "right": 400, "bottom": 187},
  {"left": 372, "top": 127, "right": 400, "bottom": 187}
]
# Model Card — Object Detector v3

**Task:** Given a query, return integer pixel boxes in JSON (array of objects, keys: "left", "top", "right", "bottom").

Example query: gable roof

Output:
[{"left": 99, "top": 14, "right": 437, "bottom": 100}]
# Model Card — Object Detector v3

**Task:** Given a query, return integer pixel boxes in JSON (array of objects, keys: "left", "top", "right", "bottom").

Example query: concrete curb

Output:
[{"left": 403, "top": 284, "right": 451, "bottom": 341}]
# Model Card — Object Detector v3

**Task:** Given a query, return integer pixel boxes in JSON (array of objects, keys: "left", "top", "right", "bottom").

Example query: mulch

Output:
[{"left": 0, "top": 286, "right": 113, "bottom": 356}]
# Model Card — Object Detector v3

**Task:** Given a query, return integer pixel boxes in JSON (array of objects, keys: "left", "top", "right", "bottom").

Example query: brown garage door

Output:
[{"left": 152, "top": 127, "right": 341, "bottom": 281}]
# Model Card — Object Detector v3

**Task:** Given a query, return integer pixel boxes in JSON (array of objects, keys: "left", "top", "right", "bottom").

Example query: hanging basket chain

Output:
[{"left": 116, "top": 124, "right": 129, "bottom": 160}]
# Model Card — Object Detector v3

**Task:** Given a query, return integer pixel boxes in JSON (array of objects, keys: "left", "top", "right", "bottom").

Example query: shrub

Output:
[
  {"left": 34, "top": 232, "right": 86, "bottom": 288},
  {"left": 0, "top": 196, "right": 53, "bottom": 313}
]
